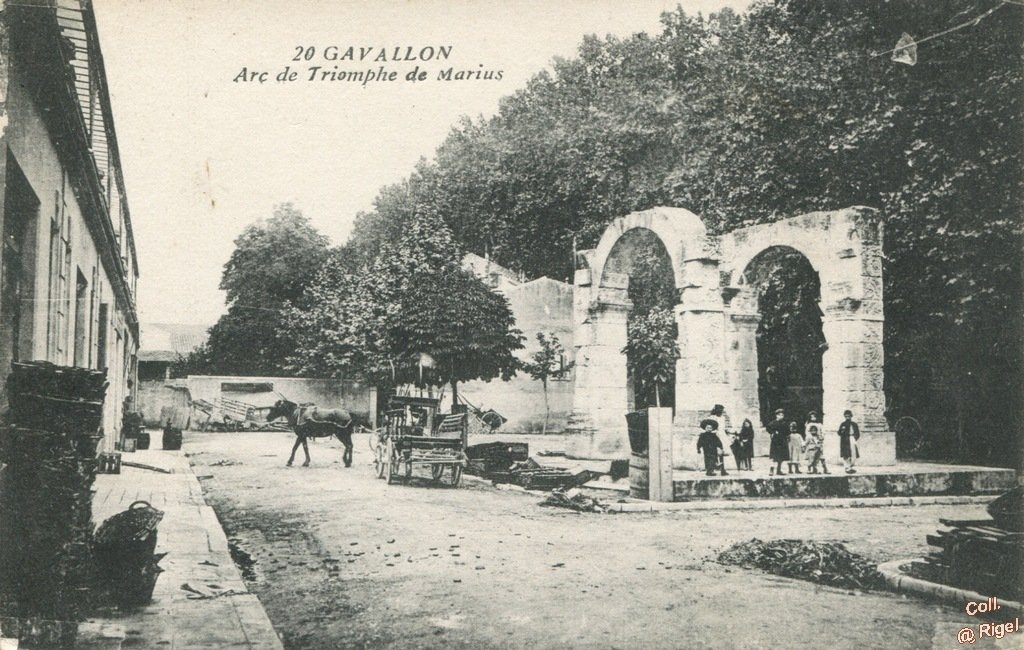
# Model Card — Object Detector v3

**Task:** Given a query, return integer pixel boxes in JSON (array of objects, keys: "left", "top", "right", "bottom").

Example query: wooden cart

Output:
[{"left": 374, "top": 396, "right": 468, "bottom": 487}]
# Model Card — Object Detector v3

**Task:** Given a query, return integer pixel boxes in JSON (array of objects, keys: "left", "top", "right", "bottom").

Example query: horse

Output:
[{"left": 266, "top": 398, "right": 354, "bottom": 468}]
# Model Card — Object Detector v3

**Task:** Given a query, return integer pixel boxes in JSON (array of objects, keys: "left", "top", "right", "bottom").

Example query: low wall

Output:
[
  {"left": 137, "top": 380, "right": 191, "bottom": 428},
  {"left": 138, "top": 376, "right": 377, "bottom": 429},
  {"left": 457, "top": 375, "right": 573, "bottom": 434}
]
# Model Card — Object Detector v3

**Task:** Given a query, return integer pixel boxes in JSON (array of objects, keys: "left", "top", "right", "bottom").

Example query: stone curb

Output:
[
  {"left": 608, "top": 494, "right": 995, "bottom": 512},
  {"left": 876, "top": 559, "right": 1023, "bottom": 615},
  {"left": 183, "top": 464, "right": 285, "bottom": 649}
]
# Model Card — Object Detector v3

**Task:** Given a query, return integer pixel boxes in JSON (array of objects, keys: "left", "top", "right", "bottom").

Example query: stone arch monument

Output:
[{"left": 567, "top": 205, "right": 895, "bottom": 468}]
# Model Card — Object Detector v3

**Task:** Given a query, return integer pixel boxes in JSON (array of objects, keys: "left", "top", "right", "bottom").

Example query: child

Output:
[
  {"left": 737, "top": 418, "right": 755, "bottom": 471},
  {"left": 804, "top": 423, "right": 828, "bottom": 474},
  {"left": 697, "top": 418, "right": 727, "bottom": 476},
  {"left": 787, "top": 421, "right": 803, "bottom": 474},
  {"left": 838, "top": 409, "right": 860, "bottom": 474}
]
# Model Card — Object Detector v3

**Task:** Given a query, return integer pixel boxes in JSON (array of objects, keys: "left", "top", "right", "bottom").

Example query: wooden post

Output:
[{"left": 647, "top": 406, "right": 674, "bottom": 502}]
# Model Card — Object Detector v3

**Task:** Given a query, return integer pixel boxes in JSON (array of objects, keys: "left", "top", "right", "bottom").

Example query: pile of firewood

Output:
[
  {"left": 913, "top": 498, "right": 1022, "bottom": 602},
  {"left": 717, "top": 538, "right": 886, "bottom": 590},
  {"left": 0, "top": 362, "right": 107, "bottom": 646}
]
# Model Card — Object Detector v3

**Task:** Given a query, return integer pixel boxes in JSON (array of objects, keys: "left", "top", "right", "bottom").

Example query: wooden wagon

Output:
[{"left": 374, "top": 396, "right": 468, "bottom": 487}]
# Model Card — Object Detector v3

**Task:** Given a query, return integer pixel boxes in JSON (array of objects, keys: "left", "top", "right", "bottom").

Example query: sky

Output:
[{"left": 91, "top": 0, "right": 750, "bottom": 327}]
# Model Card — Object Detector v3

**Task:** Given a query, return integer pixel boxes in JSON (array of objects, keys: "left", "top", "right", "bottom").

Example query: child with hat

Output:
[{"left": 697, "top": 418, "right": 727, "bottom": 476}]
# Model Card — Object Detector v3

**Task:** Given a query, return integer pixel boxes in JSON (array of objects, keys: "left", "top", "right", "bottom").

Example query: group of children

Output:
[{"left": 695, "top": 405, "right": 861, "bottom": 477}]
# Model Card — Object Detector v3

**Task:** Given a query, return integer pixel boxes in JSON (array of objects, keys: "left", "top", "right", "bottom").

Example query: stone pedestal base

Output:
[
  {"left": 647, "top": 408, "right": 674, "bottom": 502},
  {"left": 671, "top": 430, "right": 706, "bottom": 471},
  {"left": 564, "top": 426, "right": 628, "bottom": 460}
]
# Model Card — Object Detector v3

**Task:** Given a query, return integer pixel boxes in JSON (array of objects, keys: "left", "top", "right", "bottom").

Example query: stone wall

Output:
[{"left": 456, "top": 277, "right": 574, "bottom": 433}]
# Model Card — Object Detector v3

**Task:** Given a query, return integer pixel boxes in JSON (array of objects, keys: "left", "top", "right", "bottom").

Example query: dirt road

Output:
[{"left": 187, "top": 431, "right": 986, "bottom": 649}]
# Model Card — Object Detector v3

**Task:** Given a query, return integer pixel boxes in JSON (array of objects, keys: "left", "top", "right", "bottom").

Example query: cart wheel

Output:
[
  {"left": 374, "top": 437, "right": 387, "bottom": 479},
  {"left": 385, "top": 440, "right": 398, "bottom": 485},
  {"left": 894, "top": 416, "right": 924, "bottom": 455},
  {"left": 448, "top": 464, "right": 463, "bottom": 487},
  {"left": 431, "top": 464, "right": 445, "bottom": 481}
]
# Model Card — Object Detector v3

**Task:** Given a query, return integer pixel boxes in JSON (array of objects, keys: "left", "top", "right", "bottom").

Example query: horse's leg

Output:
[
  {"left": 301, "top": 434, "right": 311, "bottom": 466},
  {"left": 287, "top": 433, "right": 302, "bottom": 466},
  {"left": 338, "top": 431, "right": 353, "bottom": 467}
]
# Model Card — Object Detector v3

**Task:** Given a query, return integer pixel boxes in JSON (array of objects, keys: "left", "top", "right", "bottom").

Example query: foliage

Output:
[
  {"left": 521, "top": 333, "right": 575, "bottom": 434},
  {"left": 178, "top": 203, "right": 329, "bottom": 376},
  {"left": 624, "top": 250, "right": 678, "bottom": 409},
  {"left": 623, "top": 307, "right": 680, "bottom": 409},
  {"left": 342, "top": 0, "right": 1021, "bottom": 465},
  {"left": 284, "top": 214, "right": 523, "bottom": 395}
]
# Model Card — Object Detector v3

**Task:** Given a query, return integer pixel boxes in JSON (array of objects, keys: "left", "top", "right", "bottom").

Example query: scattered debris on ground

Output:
[
  {"left": 180, "top": 582, "right": 244, "bottom": 600},
  {"left": 121, "top": 461, "right": 173, "bottom": 473},
  {"left": 210, "top": 459, "right": 241, "bottom": 467},
  {"left": 540, "top": 488, "right": 611, "bottom": 513},
  {"left": 716, "top": 538, "right": 885, "bottom": 591}
]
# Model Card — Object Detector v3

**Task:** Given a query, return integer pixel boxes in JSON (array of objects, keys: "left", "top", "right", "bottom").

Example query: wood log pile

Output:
[
  {"left": 0, "top": 362, "right": 107, "bottom": 646},
  {"left": 914, "top": 496, "right": 1023, "bottom": 602}
]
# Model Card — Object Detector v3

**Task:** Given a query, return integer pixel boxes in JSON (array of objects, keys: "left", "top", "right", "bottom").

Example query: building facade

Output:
[{"left": 0, "top": 0, "right": 140, "bottom": 450}]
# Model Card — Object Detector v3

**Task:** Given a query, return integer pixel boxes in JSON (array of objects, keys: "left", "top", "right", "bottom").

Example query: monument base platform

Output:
[{"left": 669, "top": 462, "right": 1015, "bottom": 501}]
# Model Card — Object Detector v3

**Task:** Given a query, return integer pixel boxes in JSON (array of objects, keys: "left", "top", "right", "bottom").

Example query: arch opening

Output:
[
  {"left": 604, "top": 228, "right": 677, "bottom": 412},
  {"left": 742, "top": 246, "right": 825, "bottom": 428}
]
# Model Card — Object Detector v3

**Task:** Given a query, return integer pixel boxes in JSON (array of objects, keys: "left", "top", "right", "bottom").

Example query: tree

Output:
[
  {"left": 624, "top": 249, "right": 678, "bottom": 409},
  {"left": 623, "top": 308, "right": 679, "bottom": 409},
  {"left": 181, "top": 203, "right": 329, "bottom": 375},
  {"left": 521, "top": 333, "right": 575, "bottom": 434},
  {"left": 285, "top": 214, "right": 524, "bottom": 398}
]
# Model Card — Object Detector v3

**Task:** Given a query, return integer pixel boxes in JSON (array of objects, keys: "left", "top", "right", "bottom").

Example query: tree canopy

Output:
[
  {"left": 178, "top": 204, "right": 330, "bottom": 376},
  {"left": 284, "top": 214, "right": 523, "bottom": 397}
]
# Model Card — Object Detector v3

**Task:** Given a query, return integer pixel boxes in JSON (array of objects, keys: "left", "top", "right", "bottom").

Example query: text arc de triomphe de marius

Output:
[{"left": 566, "top": 205, "right": 895, "bottom": 469}]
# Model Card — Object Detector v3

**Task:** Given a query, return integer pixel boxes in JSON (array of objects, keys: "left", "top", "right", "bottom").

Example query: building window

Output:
[{"left": 73, "top": 268, "right": 88, "bottom": 367}]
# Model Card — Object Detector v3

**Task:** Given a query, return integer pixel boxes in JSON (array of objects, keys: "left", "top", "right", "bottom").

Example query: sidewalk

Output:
[{"left": 78, "top": 449, "right": 282, "bottom": 649}]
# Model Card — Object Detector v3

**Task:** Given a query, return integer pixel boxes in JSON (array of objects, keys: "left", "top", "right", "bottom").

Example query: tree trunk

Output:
[
  {"left": 450, "top": 379, "right": 459, "bottom": 408},
  {"left": 541, "top": 378, "right": 549, "bottom": 435}
]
